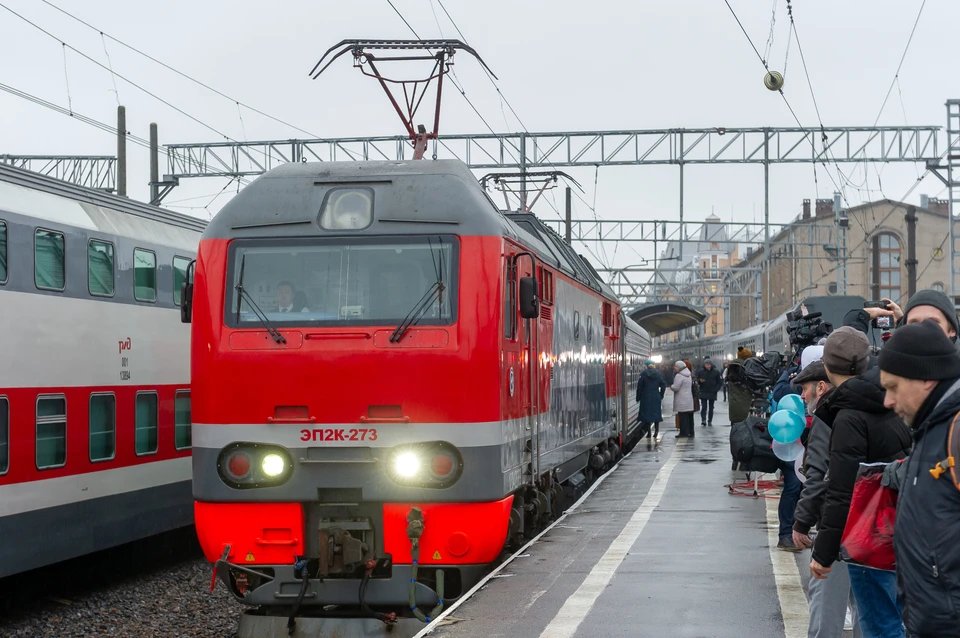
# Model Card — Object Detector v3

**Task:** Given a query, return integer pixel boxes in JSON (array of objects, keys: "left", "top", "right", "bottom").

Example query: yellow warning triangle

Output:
[
  {"left": 432, "top": 550, "right": 442, "bottom": 560},
  {"left": 245, "top": 551, "right": 255, "bottom": 562}
]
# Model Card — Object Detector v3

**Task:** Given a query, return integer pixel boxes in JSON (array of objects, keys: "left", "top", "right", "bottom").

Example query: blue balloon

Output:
[
  {"left": 768, "top": 409, "right": 806, "bottom": 444},
  {"left": 778, "top": 393, "right": 806, "bottom": 419}
]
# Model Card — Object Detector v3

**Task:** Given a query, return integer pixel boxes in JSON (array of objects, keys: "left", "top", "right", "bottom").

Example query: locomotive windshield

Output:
[{"left": 224, "top": 235, "right": 458, "bottom": 328}]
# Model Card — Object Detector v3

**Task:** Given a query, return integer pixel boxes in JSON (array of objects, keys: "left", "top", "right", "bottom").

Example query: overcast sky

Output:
[{"left": 1, "top": 0, "right": 957, "bottom": 273}]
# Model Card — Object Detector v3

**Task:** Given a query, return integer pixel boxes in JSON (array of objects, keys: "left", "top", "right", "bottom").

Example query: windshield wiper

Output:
[
  {"left": 390, "top": 239, "right": 446, "bottom": 343},
  {"left": 235, "top": 254, "right": 286, "bottom": 345},
  {"left": 389, "top": 279, "right": 444, "bottom": 343}
]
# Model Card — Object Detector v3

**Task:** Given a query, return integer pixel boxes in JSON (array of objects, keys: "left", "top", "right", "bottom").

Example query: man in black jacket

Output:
[
  {"left": 809, "top": 327, "right": 913, "bottom": 638},
  {"left": 790, "top": 360, "right": 861, "bottom": 637},
  {"left": 696, "top": 357, "right": 723, "bottom": 426},
  {"left": 878, "top": 320, "right": 960, "bottom": 638}
]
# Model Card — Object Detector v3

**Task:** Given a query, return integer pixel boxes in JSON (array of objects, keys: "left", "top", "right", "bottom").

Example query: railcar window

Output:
[
  {"left": 89, "top": 394, "right": 116, "bottom": 462},
  {"left": 135, "top": 392, "right": 158, "bottom": 455},
  {"left": 88, "top": 240, "right": 115, "bottom": 296},
  {"left": 0, "top": 396, "right": 8, "bottom": 474},
  {"left": 36, "top": 396, "right": 66, "bottom": 469},
  {"left": 225, "top": 237, "right": 457, "bottom": 328},
  {"left": 134, "top": 248, "right": 157, "bottom": 302},
  {"left": 0, "top": 221, "right": 7, "bottom": 284},
  {"left": 174, "top": 391, "right": 191, "bottom": 450},
  {"left": 35, "top": 229, "right": 65, "bottom": 291},
  {"left": 173, "top": 256, "right": 191, "bottom": 305}
]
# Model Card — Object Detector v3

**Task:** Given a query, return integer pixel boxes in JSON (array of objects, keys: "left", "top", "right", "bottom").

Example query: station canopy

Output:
[{"left": 627, "top": 302, "right": 708, "bottom": 337}]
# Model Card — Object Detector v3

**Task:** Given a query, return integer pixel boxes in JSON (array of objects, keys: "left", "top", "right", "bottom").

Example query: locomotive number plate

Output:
[{"left": 299, "top": 428, "right": 379, "bottom": 443}]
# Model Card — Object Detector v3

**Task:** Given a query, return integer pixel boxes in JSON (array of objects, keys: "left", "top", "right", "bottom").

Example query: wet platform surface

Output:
[{"left": 419, "top": 396, "right": 817, "bottom": 638}]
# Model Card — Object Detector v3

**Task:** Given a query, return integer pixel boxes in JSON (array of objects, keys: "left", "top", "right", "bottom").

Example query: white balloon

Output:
[{"left": 773, "top": 439, "right": 804, "bottom": 462}]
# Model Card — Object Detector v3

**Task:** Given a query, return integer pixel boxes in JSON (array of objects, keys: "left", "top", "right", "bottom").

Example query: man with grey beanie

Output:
[
  {"left": 878, "top": 320, "right": 960, "bottom": 638},
  {"left": 808, "top": 327, "right": 912, "bottom": 638}
]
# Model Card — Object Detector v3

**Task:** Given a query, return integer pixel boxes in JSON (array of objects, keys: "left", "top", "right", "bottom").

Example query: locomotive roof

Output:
[
  {"left": 207, "top": 159, "right": 618, "bottom": 300},
  {"left": 0, "top": 162, "right": 207, "bottom": 233}
]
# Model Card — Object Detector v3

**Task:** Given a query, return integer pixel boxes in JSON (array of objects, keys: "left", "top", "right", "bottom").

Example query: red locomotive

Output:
[{"left": 180, "top": 159, "right": 650, "bottom": 624}]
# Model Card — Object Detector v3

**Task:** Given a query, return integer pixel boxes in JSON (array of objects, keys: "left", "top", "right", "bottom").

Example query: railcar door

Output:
[{"left": 502, "top": 244, "right": 538, "bottom": 487}]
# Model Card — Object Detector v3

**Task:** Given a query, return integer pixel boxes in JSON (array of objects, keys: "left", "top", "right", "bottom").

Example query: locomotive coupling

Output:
[{"left": 406, "top": 507, "right": 425, "bottom": 542}]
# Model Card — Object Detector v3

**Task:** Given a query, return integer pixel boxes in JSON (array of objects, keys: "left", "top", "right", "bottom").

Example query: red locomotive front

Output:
[{"left": 184, "top": 160, "right": 537, "bottom": 620}]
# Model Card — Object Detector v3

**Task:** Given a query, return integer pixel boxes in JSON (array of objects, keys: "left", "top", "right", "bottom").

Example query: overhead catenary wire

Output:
[
  {"left": 38, "top": 0, "right": 323, "bottom": 139},
  {"left": 0, "top": 81, "right": 155, "bottom": 150},
  {"left": 0, "top": 2, "right": 241, "bottom": 142}
]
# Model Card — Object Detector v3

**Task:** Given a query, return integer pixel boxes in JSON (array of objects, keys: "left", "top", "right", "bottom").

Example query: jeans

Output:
[
  {"left": 807, "top": 558, "right": 861, "bottom": 638},
  {"left": 847, "top": 565, "right": 904, "bottom": 638},
  {"left": 700, "top": 398, "right": 715, "bottom": 424},
  {"left": 778, "top": 460, "right": 802, "bottom": 539}
]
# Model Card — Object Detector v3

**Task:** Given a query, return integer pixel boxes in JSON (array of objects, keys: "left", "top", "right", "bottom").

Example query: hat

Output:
[
  {"left": 823, "top": 326, "right": 870, "bottom": 376},
  {"left": 794, "top": 359, "right": 828, "bottom": 385},
  {"left": 644, "top": 359, "right": 654, "bottom": 366},
  {"left": 903, "top": 289, "right": 959, "bottom": 335},
  {"left": 800, "top": 345, "right": 824, "bottom": 370},
  {"left": 878, "top": 319, "right": 960, "bottom": 380},
  {"left": 675, "top": 360, "right": 686, "bottom": 370},
  {"left": 737, "top": 347, "right": 753, "bottom": 360}
]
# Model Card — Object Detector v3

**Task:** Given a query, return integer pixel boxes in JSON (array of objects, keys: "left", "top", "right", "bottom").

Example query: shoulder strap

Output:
[{"left": 930, "top": 410, "right": 960, "bottom": 490}]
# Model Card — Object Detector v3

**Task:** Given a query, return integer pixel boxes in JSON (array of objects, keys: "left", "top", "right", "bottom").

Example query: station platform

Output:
[{"left": 417, "top": 397, "right": 818, "bottom": 638}]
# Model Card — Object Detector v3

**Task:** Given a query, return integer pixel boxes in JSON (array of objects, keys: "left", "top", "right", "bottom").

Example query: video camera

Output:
[{"left": 786, "top": 306, "right": 833, "bottom": 350}]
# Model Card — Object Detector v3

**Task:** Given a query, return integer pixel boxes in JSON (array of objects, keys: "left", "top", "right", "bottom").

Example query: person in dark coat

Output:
[
  {"left": 877, "top": 320, "right": 960, "bottom": 638},
  {"left": 636, "top": 359, "right": 666, "bottom": 440},
  {"left": 725, "top": 358, "right": 752, "bottom": 424},
  {"left": 696, "top": 357, "right": 723, "bottom": 426},
  {"left": 809, "top": 327, "right": 912, "bottom": 638}
]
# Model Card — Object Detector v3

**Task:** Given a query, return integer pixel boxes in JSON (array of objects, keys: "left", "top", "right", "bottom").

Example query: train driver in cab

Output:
[{"left": 275, "top": 280, "right": 310, "bottom": 313}]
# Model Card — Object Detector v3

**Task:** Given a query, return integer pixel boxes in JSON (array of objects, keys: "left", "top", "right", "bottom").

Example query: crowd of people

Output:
[{"left": 634, "top": 288, "right": 960, "bottom": 638}]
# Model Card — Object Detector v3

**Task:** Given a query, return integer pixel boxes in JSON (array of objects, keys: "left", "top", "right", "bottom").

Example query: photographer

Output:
[{"left": 855, "top": 289, "right": 959, "bottom": 349}]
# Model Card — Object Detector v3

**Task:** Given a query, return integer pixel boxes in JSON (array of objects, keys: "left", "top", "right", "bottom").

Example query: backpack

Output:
[
  {"left": 729, "top": 416, "right": 780, "bottom": 474},
  {"left": 931, "top": 411, "right": 960, "bottom": 491}
]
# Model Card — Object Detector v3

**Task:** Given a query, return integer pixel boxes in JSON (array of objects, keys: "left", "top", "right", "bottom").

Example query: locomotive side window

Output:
[
  {"left": 174, "top": 391, "right": 191, "bottom": 450},
  {"left": 225, "top": 236, "right": 457, "bottom": 328},
  {"left": 135, "top": 392, "right": 159, "bottom": 456},
  {"left": 36, "top": 395, "right": 67, "bottom": 470},
  {"left": 134, "top": 248, "right": 157, "bottom": 302},
  {"left": 89, "top": 393, "right": 116, "bottom": 462},
  {"left": 88, "top": 239, "right": 115, "bottom": 297},
  {"left": 0, "top": 396, "right": 7, "bottom": 474},
  {"left": 0, "top": 221, "right": 6, "bottom": 284},
  {"left": 35, "top": 229, "right": 65, "bottom": 291},
  {"left": 173, "top": 256, "right": 191, "bottom": 305}
]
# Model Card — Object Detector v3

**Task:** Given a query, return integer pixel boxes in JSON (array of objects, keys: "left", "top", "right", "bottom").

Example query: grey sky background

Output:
[{"left": 1, "top": 0, "right": 957, "bottom": 272}]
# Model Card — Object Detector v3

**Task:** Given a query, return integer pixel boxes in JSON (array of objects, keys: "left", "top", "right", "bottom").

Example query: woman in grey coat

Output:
[{"left": 671, "top": 360, "right": 695, "bottom": 438}]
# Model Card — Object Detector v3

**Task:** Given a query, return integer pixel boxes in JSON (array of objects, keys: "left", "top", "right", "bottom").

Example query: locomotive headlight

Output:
[
  {"left": 386, "top": 442, "right": 463, "bottom": 488},
  {"left": 393, "top": 451, "right": 421, "bottom": 478},
  {"left": 261, "top": 453, "right": 286, "bottom": 478},
  {"left": 217, "top": 443, "right": 293, "bottom": 489}
]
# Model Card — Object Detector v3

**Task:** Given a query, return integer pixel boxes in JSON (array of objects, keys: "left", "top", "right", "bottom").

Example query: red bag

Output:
[{"left": 839, "top": 462, "right": 898, "bottom": 571}]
